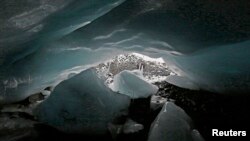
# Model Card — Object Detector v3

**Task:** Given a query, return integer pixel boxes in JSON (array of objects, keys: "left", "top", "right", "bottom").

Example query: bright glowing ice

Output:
[{"left": 109, "top": 70, "right": 158, "bottom": 99}]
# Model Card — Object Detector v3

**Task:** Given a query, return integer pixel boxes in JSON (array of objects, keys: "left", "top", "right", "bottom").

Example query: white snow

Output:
[
  {"left": 145, "top": 75, "right": 168, "bottom": 83},
  {"left": 109, "top": 70, "right": 158, "bottom": 99},
  {"left": 132, "top": 53, "right": 165, "bottom": 64}
]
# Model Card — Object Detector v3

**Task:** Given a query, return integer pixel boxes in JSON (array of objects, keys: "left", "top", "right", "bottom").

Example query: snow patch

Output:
[{"left": 132, "top": 53, "right": 165, "bottom": 63}]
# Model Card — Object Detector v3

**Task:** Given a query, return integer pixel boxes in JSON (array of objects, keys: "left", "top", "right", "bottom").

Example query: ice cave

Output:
[{"left": 0, "top": 0, "right": 249, "bottom": 141}]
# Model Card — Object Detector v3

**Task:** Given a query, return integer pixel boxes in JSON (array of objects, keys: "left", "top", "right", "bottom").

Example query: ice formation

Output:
[
  {"left": 165, "top": 75, "right": 199, "bottom": 90},
  {"left": 34, "top": 68, "right": 130, "bottom": 134},
  {"left": 110, "top": 70, "right": 158, "bottom": 99},
  {"left": 0, "top": 0, "right": 250, "bottom": 103},
  {"left": 148, "top": 102, "right": 204, "bottom": 141}
]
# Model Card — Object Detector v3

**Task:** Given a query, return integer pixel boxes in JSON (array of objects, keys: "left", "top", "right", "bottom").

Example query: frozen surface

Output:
[
  {"left": 0, "top": 113, "right": 36, "bottom": 141},
  {"left": 34, "top": 68, "right": 130, "bottom": 134},
  {"left": 148, "top": 102, "right": 204, "bottom": 141},
  {"left": 110, "top": 70, "right": 158, "bottom": 99},
  {"left": 165, "top": 75, "right": 199, "bottom": 90},
  {"left": 122, "top": 119, "right": 144, "bottom": 134},
  {"left": 150, "top": 95, "right": 167, "bottom": 111},
  {"left": 0, "top": 0, "right": 126, "bottom": 103},
  {"left": 0, "top": 0, "right": 250, "bottom": 103}
]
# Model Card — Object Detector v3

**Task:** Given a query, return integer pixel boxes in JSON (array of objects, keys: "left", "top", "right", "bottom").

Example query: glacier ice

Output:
[
  {"left": 34, "top": 68, "right": 130, "bottom": 134},
  {"left": 0, "top": 0, "right": 250, "bottom": 103},
  {"left": 165, "top": 75, "right": 199, "bottom": 90},
  {"left": 0, "top": 0, "right": 127, "bottom": 103},
  {"left": 109, "top": 70, "right": 158, "bottom": 99},
  {"left": 150, "top": 95, "right": 167, "bottom": 111},
  {"left": 122, "top": 118, "right": 144, "bottom": 134},
  {"left": 148, "top": 102, "right": 204, "bottom": 141}
]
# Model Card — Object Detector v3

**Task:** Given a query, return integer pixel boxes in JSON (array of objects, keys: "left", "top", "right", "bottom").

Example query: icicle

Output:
[
  {"left": 107, "top": 62, "right": 111, "bottom": 74},
  {"left": 141, "top": 64, "right": 144, "bottom": 74},
  {"left": 138, "top": 63, "right": 141, "bottom": 71}
]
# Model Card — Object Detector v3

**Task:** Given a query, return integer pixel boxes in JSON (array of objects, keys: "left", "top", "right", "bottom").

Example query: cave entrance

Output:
[{"left": 94, "top": 52, "right": 173, "bottom": 85}]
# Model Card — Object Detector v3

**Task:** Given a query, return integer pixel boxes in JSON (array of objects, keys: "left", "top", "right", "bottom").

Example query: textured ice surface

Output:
[
  {"left": 110, "top": 70, "right": 158, "bottom": 99},
  {"left": 148, "top": 102, "right": 204, "bottom": 141},
  {"left": 165, "top": 75, "right": 199, "bottom": 90},
  {"left": 0, "top": 0, "right": 126, "bottom": 103},
  {"left": 34, "top": 68, "right": 130, "bottom": 134},
  {"left": 122, "top": 119, "right": 144, "bottom": 134},
  {"left": 0, "top": 0, "right": 250, "bottom": 103}
]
